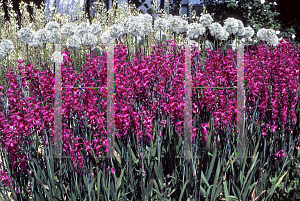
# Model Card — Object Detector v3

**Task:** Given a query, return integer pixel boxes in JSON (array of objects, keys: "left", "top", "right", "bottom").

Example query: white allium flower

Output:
[
  {"left": 92, "top": 46, "right": 103, "bottom": 57},
  {"left": 267, "top": 35, "right": 280, "bottom": 47},
  {"left": 66, "top": 34, "right": 81, "bottom": 50},
  {"left": 223, "top": 17, "right": 239, "bottom": 35},
  {"left": 187, "top": 23, "right": 205, "bottom": 40},
  {"left": 82, "top": 33, "right": 97, "bottom": 48},
  {"left": 181, "top": 20, "right": 189, "bottom": 33},
  {"left": 49, "top": 30, "right": 61, "bottom": 43},
  {"left": 61, "top": 22, "right": 77, "bottom": 38},
  {"left": 0, "top": 40, "right": 14, "bottom": 53},
  {"left": 208, "top": 22, "right": 223, "bottom": 38},
  {"left": 127, "top": 16, "right": 145, "bottom": 37},
  {"left": 122, "top": 16, "right": 136, "bottom": 33},
  {"left": 90, "top": 23, "right": 102, "bottom": 37},
  {"left": 28, "top": 32, "right": 42, "bottom": 48},
  {"left": 0, "top": 45, "right": 7, "bottom": 59},
  {"left": 101, "top": 31, "right": 115, "bottom": 44},
  {"left": 201, "top": 40, "right": 214, "bottom": 52},
  {"left": 51, "top": 51, "right": 63, "bottom": 63},
  {"left": 216, "top": 26, "right": 230, "bottom": 41},
  {"left": 45, "top": 21, "right": 60, "bottom": 32},
  {"left": 168, "top": 16, "right": 186, "bottom": 33},
  {"left": 133, "top": 35, "right": 145, "bottom": 47},
  {"left": 155, "top": 31, "right": 167, "bottom": 42},
  {"left": 140, "top": 13, "right": 152, "bottom": 25},
  {"left": 140, "top": 14, "right": 153, "bottom": 36},
  {"left": 236, "top": 20, "right": 245, "bottom": 37},
  {"left": 154, "top": 18, "right": 168, "bottom": 32},
  {"left": 36, "top": 29, "right": 51, "bottom": 43},
  {"left": 199, "top": 13, "right": 214, "bottom": 28},
  {"left": 18, "top": 27, "right": 35, "bottom": 44},
  {"left": 242, "top": 26, "right": 255, "bottom": 39},
  {"left": 258, "top": 28, "right": 276, "bottom": 42},
  {"left": 76, "top": 22, "right": 91, "bottom": 38},
  {"left": 109, "top": 24, "right": 125, "bottom": 39}
]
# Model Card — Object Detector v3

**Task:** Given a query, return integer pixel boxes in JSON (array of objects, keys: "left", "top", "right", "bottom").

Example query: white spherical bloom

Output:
[
  {"left": 45, "top": 21, "right": 60, "bottom": 32},
  {"left": 257, "top": 28, "right": 269, "bottom": 41},
  {"left": 267, "top": 35, "right": 279, "bottom": 47},
  {"left": 133, "top": 35, "right": 145, "bottom": 47},
  {"left": 109, "top": 24, "right": 125, "bottom": 39},
  {"left": 201, "top": 40, "right": 214, "bottom": 51},
  {"left": 140, "top": 14, "right": 153, "bottom": 36},
  {"left": 49, "top": 30, "right": 61, "bottom": 43},
  {"left": 28, "top": 32, "right": 42, "bottom": 48},
  {"left": 61, "top": 22, "right": 77, "bottom": 38},
  {"left": 155, "top": 31, "right": 167, "bottom": 42},
  {"left": 187, "top": 23, "right": 205, "bottom": 40},
  {"left": 208, "top": 22, "right": 223, "bottom": 38},
  {"left": 223, "top": 17, "right": 239, "bottom": 35},
  {"left": 216, "top": 26, "right": 230, "bottom": 41},
  {"left": 265, "top": 29, "right": 277, "bottom": 41},
  {"left": 0, "top": 45, "right": 7, "bottom": 59},
  {"left": 127, "top": 17, "right": 145, "bottom": 37},
  {"left": 154, "top": 18, "right": 168, "bottom": 31},
  {"left": 168, "top": 16, "right": 186, "bottom": 34},
  {"left": 122, "top": 16, "right": 136, "bottom": 33},
  {"left": 181, "top": 20, "right": 189, "bottom": 33},
  {"left": 77, "top": 22, "right": 91, "bottom": 38},
  {"left": 92, "top": 46, "right": 103, "bottom": 57},
  {"left": 90, "top": 23, "right": 102, "bottom": 37},
  {"left": 66, "top": 34, "right": 81, "bottom": 50},
  {"left": 139, "top": 13, "right": 152, "bottom": 25},
  {"left": 36, "top": 29, "right": 51, "bottom": 43},
  {"left": 199, "top": 14, "right": 214, "bottom": 28},
  {"left": 0, "top": 40, "right": 14, "bottom": 53},
  {"left": 101, "top": 31, "right": 115, "bottom": 44},
  {"left": 18, "top": 27, "right": 35, "bottom": 44},
  {"left": 235, "top": 20, "right": 245, "bottom": 37},
  {"left": 242, "top": 26, "right": 255, "bottom": 39},
  {"left": 82, "top": 33, "right": 98, "bottom": 48}
]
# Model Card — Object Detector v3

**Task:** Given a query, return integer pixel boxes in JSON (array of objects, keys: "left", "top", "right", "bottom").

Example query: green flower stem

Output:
[
  {"left": 44, "top": 43, "right": 47, "bottom": 66},
  {"left": 26, "top": 44, "right": 29, "bottom": 65},
  {"left": 73, "top": 49, "right": 77, "bottom": 75},
  {"left": 34, "top": 48, "right": 37, "bottom": 71}
]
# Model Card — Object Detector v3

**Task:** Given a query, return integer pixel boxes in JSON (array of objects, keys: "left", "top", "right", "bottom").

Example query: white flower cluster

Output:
[
  {"left": 0, "top": 39, "right": 14, "bottom": 59},
  {"left": 139, "top": 14, "right": 153, "bottom": 36},
  {"left": 66, "top": 34, "right": 81, "bottom": 50},
  {"left": 61, "top": 22, "right": 77, "bottom": 38},
  {"left": 82, "top": 33, "right": 97, "bottom": 48},
  {"left": 223, "top": 18, "right": 239, "bottom": 35},
  {"left": 28, "top": 32, "right": 42, "bottom": 48},
  {"left": 36, "top": 29, "right": 51, "bottom": 43},
  {"left": 76, "top": 22, "right": 92, "bottom": 38},
  {"left": 199, "top": 14, "right": 214, "bottom": 28},
  {"left": 257, "top": 28, "right": 277, "bottom": 42},
  {"left": 109, "top": 24, "right": 125, "bottom": 39},
  {"left": 45, "top": 21, "right": 61, "bottom": 43},
  {"left": 235, "top": 20, "right": 245, "bottom": 37},
  {"left": 243, "top": 26, "right": 255, "bottom": 39},
  {"left": 51, "top": 51, "right": 63, "bottom": 63},
  {"left": 168, "top": 15, "right": 187, "bottom": 34},
  {"left": 215, "top": 27, "right": 230, "bottom": 41},
  {"left": 101, "top": 31, "right": 115, "bottom": 44},
  {"left": 208, "top": 22, "right": 223, "bottom": 38},
  {"left": 90, "top": 23, "right": 102, "bottom": 37},
  {"left": 201, "top": 40, "right": 214, "bottom": 52},
  {"left": 126, "top": 16, "right": 145, "bottom": 37},
  {"left": 154, "top": 18, "right": 168, "bottom": 32},
  {"left": 187, "top": 23, "right": 205, "bottom": 40},
  {"left": 18, "top": 27, "right": 35, "bottom": 44}
]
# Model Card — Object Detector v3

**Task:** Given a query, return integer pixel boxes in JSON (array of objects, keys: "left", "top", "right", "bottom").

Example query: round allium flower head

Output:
[
  {"left": 51, "top": 51, "right": 63, "bottom": 63},
  {"left": 109, "top": 24, "right": 125, "bottom": 39},
  {"left": 82, "top": 33, "right": 97, "bottom": 48},
  {"left": 77, "top": 22, "right": 91, "bottom": 38},
  {"left": 140, "top": 13, "right": 152, "bottom": 25},
  {"left": 199, "top": 14, "right": 214, "bottom": 28},
  {"left": 133, "top": 35, "right": 145, "bottom": 47},
  {"left": 267, "top": 34, "right": 279, "bottom": 47},
  {"left": 0, "top": 40, "right": 14, "bottom": 53},
  {"left": 0, "top": 45, "right": 7, "bottom": 59},
  {"left": 90, "top": 23, "right": 102, "bottom": 37},
  {"left": 28, "top": 32, "right": 42, "bottom": 48},
  {"left": 235, "top": 20, "right": 245, "bottom": 37},
  {"left": 92, "top": 46, "right": 103, "bottom": 57},
  {"left": 61, "top": 22, "right": 78, "bottom": 38},
  {"left": 168, "top": 16, "right": 186, "bottom": 33},
  {"left": 36, "top": 29, "right": 51, "bottom": 44},
  {"left": 155, "top": 31, "right": 167, "bottom": 43},
  {"left": 45, "top": 21, "right": 60, "bottom": 32},
  {"left": 49, "top": 30, "right": 61, "bottom": 43},
  {"left": 154, "top": 18, "right": 168, "bottom": 31},
  {"left": 101, "top": 31, "right": 115, "bottom": 44},
  {"left": 139, "top": 14, "right": 153, "bottom": 36},
  {"left": 242, "top": 26, "right": 255, "bottom": 39},
  {"left": 121, "top": 16, "right": 136, "bottom": 33},
  {"left": 187, "top": 23, "right": 205, "bottom": 40},
  {"left": 18, "top": 27, "right": 35, "bottom": 44},
  {"left": 208, "top": 22, "right": 223, "bottom": 38},
  {"left": 257, "top": 28, "right": 270, "bottom": 41},
  {"left": 127, "top": 17, "right": 145, "bottom": 37},
  {"left": 66, "top": 34, "right": 81, "bottom": 50},
  {"left": 223, "top": 17, "right": 239, "bottom": 35},
  {"left": 181, "top": 20, "right": 189, "bottom": 33},
  {"left": 215, "top": 26, "right": 230, "bottom": 41},
  {"left": 264, "top": 29, "right": 277, "bottom": 42}
]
